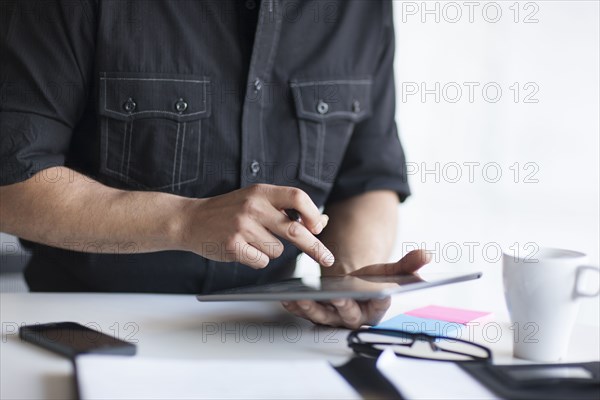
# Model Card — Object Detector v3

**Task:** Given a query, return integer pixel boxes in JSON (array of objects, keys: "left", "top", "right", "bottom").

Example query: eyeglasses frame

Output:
[{"left": 347, "top": 328, "right": 493, "bottom": 363}]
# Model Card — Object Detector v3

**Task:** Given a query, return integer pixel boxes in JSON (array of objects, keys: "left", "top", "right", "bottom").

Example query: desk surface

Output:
[{"left": 2, "top": 266, "right": 599, "bottom": 399}]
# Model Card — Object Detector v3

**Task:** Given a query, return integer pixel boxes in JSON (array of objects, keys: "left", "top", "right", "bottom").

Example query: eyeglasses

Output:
[{"left": 347, "top": 328, "right": 492, "bottom": 362}]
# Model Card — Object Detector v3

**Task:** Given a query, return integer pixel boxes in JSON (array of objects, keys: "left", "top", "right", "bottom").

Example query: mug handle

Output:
[{"left": 573, "top": 265, "right": 600, "bottom": 298}]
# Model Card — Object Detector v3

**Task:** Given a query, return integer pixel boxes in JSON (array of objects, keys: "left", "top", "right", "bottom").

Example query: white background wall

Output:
[{"left": 391, "top": 0, "right": 600, "bottom": 325}]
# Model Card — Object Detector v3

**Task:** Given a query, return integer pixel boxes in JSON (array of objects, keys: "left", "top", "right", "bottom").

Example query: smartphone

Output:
[{"left": 19, "top": 322, "right": 137, "bottom": 359}]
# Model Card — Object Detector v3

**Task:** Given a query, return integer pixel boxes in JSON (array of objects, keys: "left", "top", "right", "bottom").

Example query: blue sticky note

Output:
[{"left": 371, "top": 314, "right": 461, "bottom": 337}]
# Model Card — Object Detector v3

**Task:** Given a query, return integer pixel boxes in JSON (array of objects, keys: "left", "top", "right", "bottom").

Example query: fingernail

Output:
[
  {"left": 332, "top": 299, "right": 346, "bottom": 307},
  {"left": 321, "top": 250, "right": 335, "bottom": 267},
  {"left": 299, "top": 302, "right": 310, "bottom": 311},
  {"left": 313, "top": 222, "right": 323, "bottom": 234},
  {"left": 321, "top": 215, "right": 329, "bottom": 228},
  {"left": 282, "top": 301, "right": 290, "bottom": 307}
]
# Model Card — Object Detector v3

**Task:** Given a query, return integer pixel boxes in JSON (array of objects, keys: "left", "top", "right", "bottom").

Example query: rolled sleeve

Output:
[
  {"left": 0, "top": 0, "right": 95, "bottom": 185},
  {"left": 326, "top": 3, "right": 410, "bottom": 205}
]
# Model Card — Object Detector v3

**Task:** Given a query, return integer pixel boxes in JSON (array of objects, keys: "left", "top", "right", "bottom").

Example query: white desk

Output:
[{"left": 1, "top": 266, "right": 599, "bottom": 399}]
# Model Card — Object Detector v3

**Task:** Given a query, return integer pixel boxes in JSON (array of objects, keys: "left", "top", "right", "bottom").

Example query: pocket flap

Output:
[
  {"left": 99, "top": 73, "right": 211, "bottom": 122},
  {"left": 289, "top": 78, "right": 372, "bottom": 123}
]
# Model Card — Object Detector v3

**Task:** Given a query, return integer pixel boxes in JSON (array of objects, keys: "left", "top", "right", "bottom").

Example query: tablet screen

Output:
[{"left": 196, "top": 271, "right": 482, "bottom": 301}]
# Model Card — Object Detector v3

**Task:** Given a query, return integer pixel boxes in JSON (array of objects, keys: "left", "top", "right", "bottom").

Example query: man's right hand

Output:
[
  {"left": 179, "top": 184, "right": 334, "bottom": 269},
  {"left": 1, "top": 171, "right": 333, "bottom": 270}
]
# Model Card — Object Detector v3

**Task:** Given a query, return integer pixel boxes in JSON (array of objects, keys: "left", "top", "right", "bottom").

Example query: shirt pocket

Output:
[
  {"left": 289, "top": 78, "right": 372, "bottom": 190},
  {"left": 98, "top": 73, "right": 211, "bottom": 192}
]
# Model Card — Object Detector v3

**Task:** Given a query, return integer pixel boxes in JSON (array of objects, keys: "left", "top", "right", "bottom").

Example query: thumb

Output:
[{"left": 351, "top": 249, "right": 431, "bottom": 276}]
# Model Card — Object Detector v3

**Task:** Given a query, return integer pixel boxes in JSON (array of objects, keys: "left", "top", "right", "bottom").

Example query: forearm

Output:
[
  {"left": 0, "top": 167, "right": 189, "bottom": 253},
  {"left": 320, "top": 190, "right": 398, "bottom": 275}
]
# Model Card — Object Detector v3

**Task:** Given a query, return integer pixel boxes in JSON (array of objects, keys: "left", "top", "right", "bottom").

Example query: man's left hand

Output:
[{"left": 281, "top": 249, "right": 431, "bottom": 329}]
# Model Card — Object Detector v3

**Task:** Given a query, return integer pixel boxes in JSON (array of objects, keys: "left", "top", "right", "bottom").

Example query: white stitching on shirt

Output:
[
  {"left": 178, "top": 122, "right": 186, "bottom": 191},
  {"left": 171, "top": 122, "right": 181, "bottom": 192},
  {"left": 102, "top": 119, "right": 202, "bottom": 189},
  {"left": 103, "top": 109, "right": 208, "bottom": 118},
  {"left": 242, "top": 6, "right": 266, "bottom": 181},
  {"left": 125, "top": 120, "right": 133, "bottom": 178},
  {"left": 119, "top": 120, "right": 128, "bottom": 175},
  {"left": 100, "top": 77, "right": 209, "bottom": 117},
  {"left": 294, "top": 88, "right": 369, "bottom": 120},
  {"left": 196, "top": 119, "right": 202, "bottom": 183},
  {"left": 316, "top": 121, "right": 325, "bottom": 180},
  {"left": 259, "top": 0, "right": 283, "bottom": 166},
  {"left": 291, "top": 79, "right": 372, "bottom": 188},
  {"left": 290, "top": 79, "right": 372, "bottom": 87},
  {"left": 101, "top": 77, "right": 209, "bottom": 83}
]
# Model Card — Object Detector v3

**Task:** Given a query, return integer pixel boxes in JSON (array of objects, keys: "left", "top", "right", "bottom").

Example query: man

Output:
[{"left": 0, "top": 0, "right": 428, "bottom": 328}]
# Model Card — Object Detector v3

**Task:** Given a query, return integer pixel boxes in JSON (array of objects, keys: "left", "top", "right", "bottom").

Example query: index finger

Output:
[
  {"left": 265, "top": 186, "right": 324, "bottom": 235},
  {"left": 264, "top": 209, "right": 335, "bottom": 267}
]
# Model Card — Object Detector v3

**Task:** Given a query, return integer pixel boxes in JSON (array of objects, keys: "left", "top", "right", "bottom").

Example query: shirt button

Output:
[
  {"left": 123, "top": 98, "right": 136, "bottom": 113},
  {"left": 352, "top": 100, "right": 361, "bottom": 113},
  {"left": 253, "top": 78, "right": 262, "bottom": 92},
  {"left": 249, "top": 160, "right": 261, "bottom": 176},
  {"left": 175, "top": 98, "right": 188, "bottom": 113},
  {"left": 316, "top": 100, "right": 329, "bottom": 115},
  {"left": 245, "top": 0, "right": 256, "bottom": 10}
]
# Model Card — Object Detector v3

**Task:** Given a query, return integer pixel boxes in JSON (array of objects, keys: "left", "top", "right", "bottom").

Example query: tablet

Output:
[{"left": 196, "top": 271, "right": 482, "bottom": 302}]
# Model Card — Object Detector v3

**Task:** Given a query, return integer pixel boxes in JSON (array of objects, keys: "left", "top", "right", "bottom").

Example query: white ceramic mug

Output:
[{"left": 503, "top": 247, "right": 599, "bottom": 362}]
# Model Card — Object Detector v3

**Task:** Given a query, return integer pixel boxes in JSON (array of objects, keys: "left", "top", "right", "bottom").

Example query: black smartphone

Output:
[{"left": 19, "top": 322, "right": 137, "bottom": 359}]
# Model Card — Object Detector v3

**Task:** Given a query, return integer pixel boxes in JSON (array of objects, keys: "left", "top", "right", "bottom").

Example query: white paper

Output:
[
  {"left": 76, "top": 355, "right": 360, "bottom": 400},
  {"left": 376, "top": 349, "right": 500, "bottom": 400}
]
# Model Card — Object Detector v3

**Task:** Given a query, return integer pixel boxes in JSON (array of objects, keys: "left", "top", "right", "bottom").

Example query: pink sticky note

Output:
[{"left": 405, "top": 305, "right": 491, "bottom": 325}]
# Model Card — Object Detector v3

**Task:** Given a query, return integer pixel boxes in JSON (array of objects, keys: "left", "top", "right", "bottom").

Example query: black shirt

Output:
[{"left": 0, "top": 0, "right": 410, "bottom": 293}]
